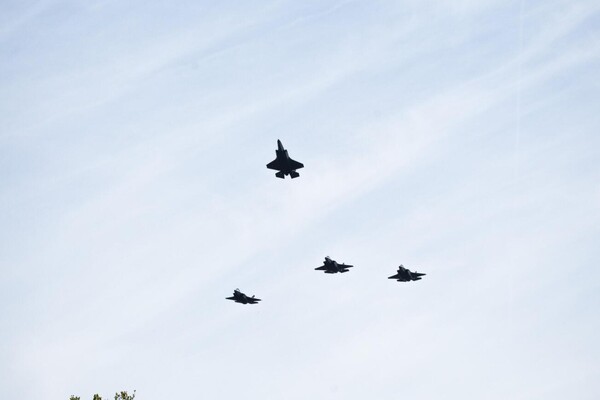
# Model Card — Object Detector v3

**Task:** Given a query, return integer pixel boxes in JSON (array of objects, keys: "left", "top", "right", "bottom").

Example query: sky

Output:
[{"left": 1, "top": 1, "right": 599, "bottom": 399}]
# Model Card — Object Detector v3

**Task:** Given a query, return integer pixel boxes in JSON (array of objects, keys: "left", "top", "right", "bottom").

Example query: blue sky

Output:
[{"left": 1, "top": 1, "right": 599, "bottom": 399}]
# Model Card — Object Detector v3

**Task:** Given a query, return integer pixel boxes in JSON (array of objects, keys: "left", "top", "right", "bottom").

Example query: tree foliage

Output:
[
  {"left": 114, "top": 391, "right": 136, "bottom": 400},
  {"left": 69, "top": 390, "right": 135, "bottom": 400}
]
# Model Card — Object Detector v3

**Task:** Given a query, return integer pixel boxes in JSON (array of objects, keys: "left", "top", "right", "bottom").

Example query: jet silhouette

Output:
[
  {"left": 315, "top": 256, "right": 354, "bottom": 274},
  {"left": 388, "top": 265, "right": 426, "bottom": 282},
  {"left": 226, "top": 289, "right": 261, "bottom": 304},
  {"left": 266, "top": 139, "right": 304, "bottom": 178}
]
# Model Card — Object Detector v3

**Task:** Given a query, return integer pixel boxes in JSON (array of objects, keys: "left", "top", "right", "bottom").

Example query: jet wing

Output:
[
  {"left": 288, "top": 158, "right": 304, "bottom": 170},
  {"left": 266, "top": 159, "right": 282, "bottom": 170}
]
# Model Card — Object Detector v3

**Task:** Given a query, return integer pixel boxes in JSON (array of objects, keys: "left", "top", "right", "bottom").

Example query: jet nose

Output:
[{"left": 277, "top": 139, "right": 284, "bottom": 150}]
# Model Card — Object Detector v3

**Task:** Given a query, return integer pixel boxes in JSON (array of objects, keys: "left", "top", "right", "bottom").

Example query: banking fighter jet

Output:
[
  {"left": 226, "top": 288, "right": 262, "bottom": 304},
  {"left": 388, "top": 265, "right": 426, "bottom": 282},
  {"left": 315, "top": 256, "right": 354, "bottom": 274}
]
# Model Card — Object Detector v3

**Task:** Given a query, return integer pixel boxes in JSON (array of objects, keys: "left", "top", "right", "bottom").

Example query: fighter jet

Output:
[
  {"left": 226, "top": 288, "right": 261, "bottom": 304},
  {"left": 315, "top": 256, "right": 354, "bottom": 274},
  {"left": 266, "top": 139, "right": 304, "bottom": 179},
  {"left": 388, "top": 265, "right": 426, "bottom": 282}
]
